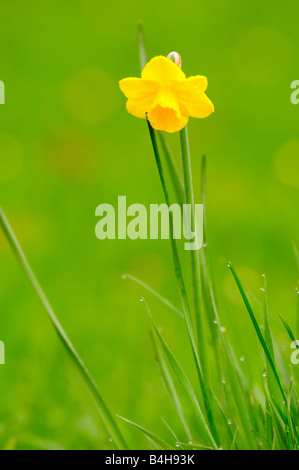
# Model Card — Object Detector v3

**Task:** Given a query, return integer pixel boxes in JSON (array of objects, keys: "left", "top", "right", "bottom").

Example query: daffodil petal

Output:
[
  {"left": 180, "top": 92, "right": 214, "bottom": 119},
  {"left": 119, "top": 78, "right": 158, "bottom": 99},
  {"left": 142, "top": 56, "right": 185, "bottom": 84},
  {"left": 174, "top": 75, "right": 208, "bottom": 98},
  {"left": 147, "top": 106, "right": 188, "bottom": 133},
  {"left": 126, "top": 95, "right": 155, "bottom": 119}
]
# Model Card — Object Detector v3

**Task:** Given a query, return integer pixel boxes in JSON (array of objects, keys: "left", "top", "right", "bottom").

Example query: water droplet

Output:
[
  {"left": 228, "top": 420, "right": 232, "bottom": 425},
  {"left": 220, "top": 326, "right": 226, "bottom": 332},
  {"left": 222, "top": 379, "right": 226, "bottom": 384},
  {"left": 240, "top": 356, "right": 245, "bottom": 362},
  {"left": 203, "top": 242, "right": 207, "bottom": 248},
  {"left": 140, "top": 297, "right": 144, "bottom": 302},
  {"left": 121, "top": 274, "right": 127, "bottom": 279},
  {"left": 214, "top": 320, "right": 218, "bottom": 324},
  {"left": 262, "top": 372, "right": 267, "bottom": 378},
  {"left": 260, "top": 287, "right": 265, "bottom": 292}
]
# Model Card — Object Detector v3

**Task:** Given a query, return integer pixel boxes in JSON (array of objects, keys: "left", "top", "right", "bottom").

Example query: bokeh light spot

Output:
[
  {"left": 273, "top": 139, "right": 299, "bottom": 188},
  {"left": 0, "top": 132, "right": 24, "bottom": 182},
  {"left": 63, "top": 67, "right": 119, "bottom": 124},
  {"left": 231, "top": 26, "right": 295, "bottom": 85},
  {"left": 42, "top": 128, "right": 103, "bottom": 181}
]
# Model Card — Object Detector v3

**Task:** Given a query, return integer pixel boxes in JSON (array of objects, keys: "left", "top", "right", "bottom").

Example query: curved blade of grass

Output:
[
  {"left": 141, "top": 298, "right": 218, "bottom": 449},
  {"left": 176, "top": 441, "right": 214, "bottom": 450},
  {"left": 122, "top": 273, "right": 183, "bottom": 317},
  {"left": 116, "top": 415, "right": 173, "bottom": 450},
  {"left": 262, "top": 275, "right": 281, "bottom": 416},
  {"left": 229, "top": 262, "right": 286, "bottom": 403},
  {"left": 278, "top": 314, "right": 299, "bottom": 446},
  {"left": 264, "top": 383, "right": 289, "bottom": 449},
  {"left": 291, "top": 240, "right": 299, "bottom": 270},
  {"left": 148, "top": 316, "right": 192, "bottom": 440},
  {"left": 199, "top": 155, "right": 220, "bottom": 343},
  {"left": 0, "top": 208, "right": 127, "bottom": 450},
  {"left": 278, "top": 313, "right": 298, "bottom": 347},
  {"left": 160, "top": 418, "right": 184, "bottom": 450},
  {"left": 137, "top": 20, "right": 147, "bottom": 70},
  {"left": 230, "top": 427, "right": 239, "bottom": 450}
]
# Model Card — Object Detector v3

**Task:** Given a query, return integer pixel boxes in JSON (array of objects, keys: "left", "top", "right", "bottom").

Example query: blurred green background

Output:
[{"left": 0, "top": 0, "right": 298, "bottom": 450}]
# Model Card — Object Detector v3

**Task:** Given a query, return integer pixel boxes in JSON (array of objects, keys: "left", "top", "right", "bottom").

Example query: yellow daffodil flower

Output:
[{"left": 119, "top": 55, "right": 214, "bottom": 133}]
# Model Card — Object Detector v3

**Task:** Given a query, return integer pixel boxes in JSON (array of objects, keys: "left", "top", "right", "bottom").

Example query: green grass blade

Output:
[
  {"left": 122, "top": 273, "right": 183, "bottom": 317},
  {"left": 262, "top": 274, "right": 281, "bottom": 422},
  {"left": 142, "top": 298, "right": 218, "bottom": 449},
  {"left": 148, "top": 317, "right": 192, "bottom": 440},
  {"left": 0, "top": 208, "right": 128, "bottom": 450},
  {"left": 278, "top": 313, "right": 298, "bottom": 346},
  {"left": 176, "top": 441, "right": 214, "bottom": 450},
  {"left": 160, "top": 418, "right": 184, "bottom": 450},
  {"left": 229, "top": 262, "right": 286, "bottom": 403},
  {"left": 292, "top": 240, "right": 299, "bottom": 270},
  {"left": 264, "top": 384, "right": 289, "bottom": 449},
  {"left": 230, "top": 427, "right": 239, "bottom": 450},
  {"left": 137, "top": 20, "right": 147, "bottom": 69},
  {"left": 116, "top": 415, "right": 173, "bottom": 450}
]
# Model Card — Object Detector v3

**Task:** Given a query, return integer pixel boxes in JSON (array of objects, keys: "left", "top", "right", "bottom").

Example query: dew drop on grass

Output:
[
  {"left": 228, "top": 420, "right": 232, "bottom": 425},
  {"left": 262, "top": 372, "right": 267, "bottom": 378},
  {"left": 220, "top": 326, "right": 226, "bottom": 332},
  {"left": 213, "top": 320, "right": 218, "bottom": 324},
  {"left": 240, "top": 356, "right": 245, "bottom": 362}
]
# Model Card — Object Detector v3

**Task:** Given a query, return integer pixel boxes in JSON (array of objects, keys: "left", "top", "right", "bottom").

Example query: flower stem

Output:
[
  {"left": 179, "top": 126, "right": 208, "bottom": 381},
  {"left": 147, "top": 121, "right": 219, "bottom": 444},
  {"left": 0, "top": 208, "right": 128, "bottom": 450}
]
